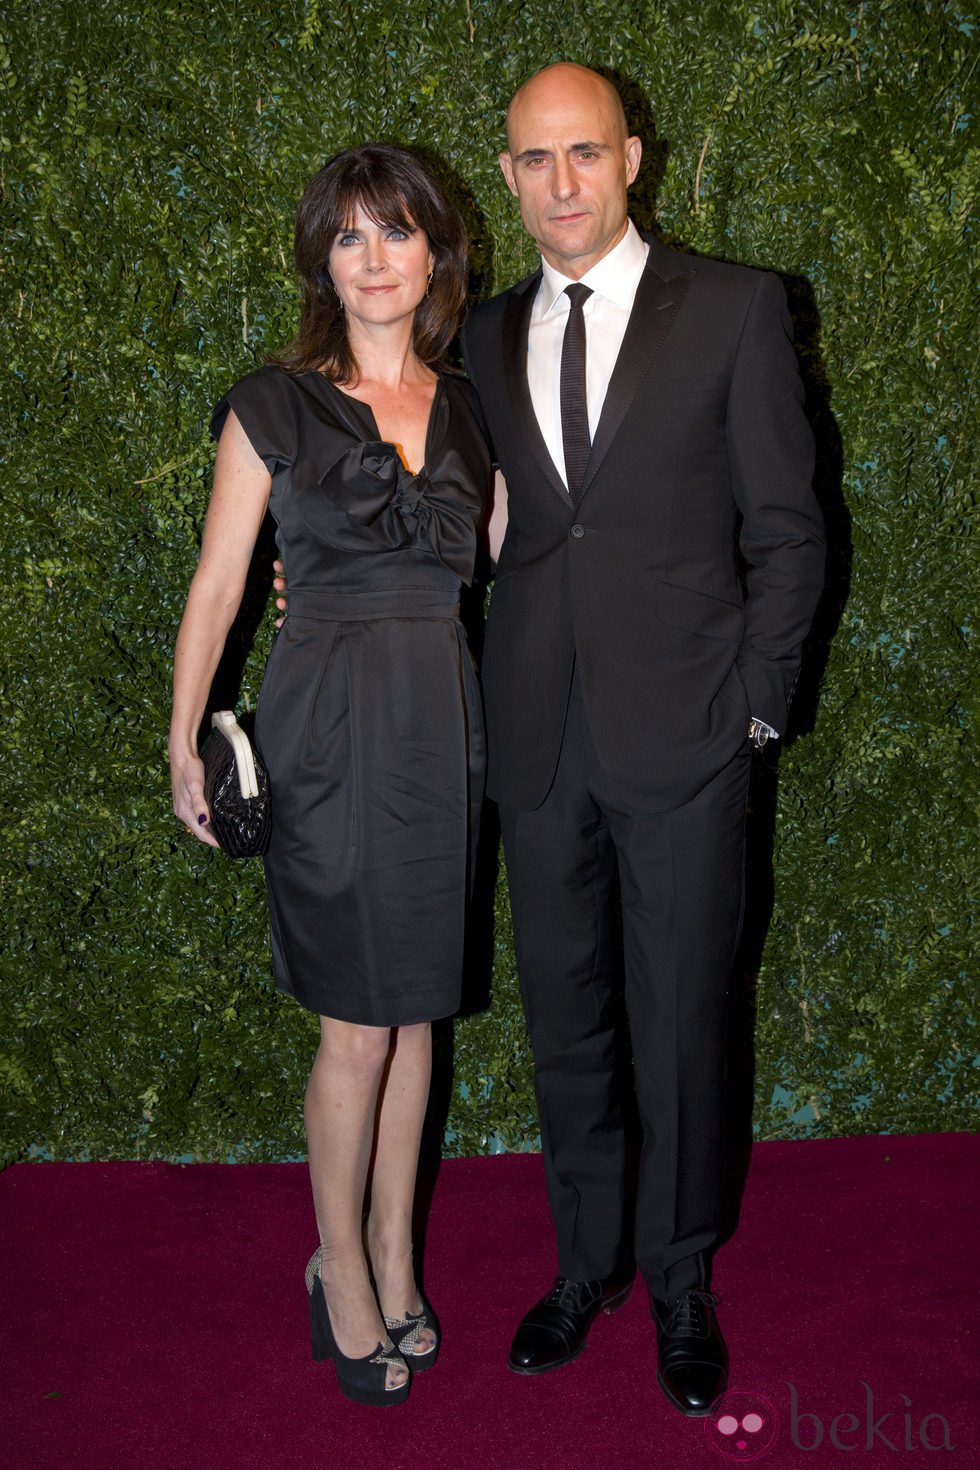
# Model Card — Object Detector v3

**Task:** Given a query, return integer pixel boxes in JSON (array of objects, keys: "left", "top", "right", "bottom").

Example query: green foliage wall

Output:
[{"left": 1, "top": 1, "right": 976, "bottom": 1162}]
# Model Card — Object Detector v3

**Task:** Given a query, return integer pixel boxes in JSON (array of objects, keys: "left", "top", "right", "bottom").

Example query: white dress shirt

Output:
[{"left": 526, "top": 219, "right": 649, "bottom": 488}]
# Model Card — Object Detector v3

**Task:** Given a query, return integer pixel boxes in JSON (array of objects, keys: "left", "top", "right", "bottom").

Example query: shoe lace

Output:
[
  {"left": 664, "top": 1289, "right": 719, "bottom": 1336},
  {"left": 546, "top": 1275, "right": 598, "bottom": 1309}
]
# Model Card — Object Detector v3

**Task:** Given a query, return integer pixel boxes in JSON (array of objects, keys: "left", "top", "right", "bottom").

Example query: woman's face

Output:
[{"left": 328, "top": 201, "right": 434, "bottom": 333}]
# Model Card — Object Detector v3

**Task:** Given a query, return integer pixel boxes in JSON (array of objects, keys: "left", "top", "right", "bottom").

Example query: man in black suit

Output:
[{"left": 462, "top": 63, "right": 825, "bottom": 1414}]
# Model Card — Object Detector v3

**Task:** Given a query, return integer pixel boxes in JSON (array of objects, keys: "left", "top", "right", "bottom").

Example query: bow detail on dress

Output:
[{"left": 320, "top": 441, "right": 477, "bottom": 583}]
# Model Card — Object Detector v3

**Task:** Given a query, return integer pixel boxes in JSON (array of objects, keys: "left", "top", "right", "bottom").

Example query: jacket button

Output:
[{"left": 570, "top": 523, "right": 585, "bottom": 539}]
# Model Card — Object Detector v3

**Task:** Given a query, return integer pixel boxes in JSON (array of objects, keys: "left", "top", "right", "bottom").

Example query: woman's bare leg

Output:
[
  {"left": 305, "top": 1015, "right": 408, "bottom": 1391},
  {"left": 366, "top": 1021, "right": 438, "bottom": 1356}
]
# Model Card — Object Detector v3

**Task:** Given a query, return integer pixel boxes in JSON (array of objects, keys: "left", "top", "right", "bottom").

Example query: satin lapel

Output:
[
  {"left": 578, "top": 260, "right": 695, "bottom": 501},
  {"left": 502, "top": 273, "right": 574, "bottom": 508}
]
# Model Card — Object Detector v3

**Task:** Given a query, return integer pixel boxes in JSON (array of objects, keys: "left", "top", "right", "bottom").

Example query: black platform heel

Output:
[
  {"left": 384, "top": 1296, "right": 440, "bottom": 1372},
  {"left": 306, "top": 1248, "right": 410, "bottom": 1406}
]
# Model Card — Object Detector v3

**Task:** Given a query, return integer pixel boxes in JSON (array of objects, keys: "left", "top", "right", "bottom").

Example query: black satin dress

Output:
[{"left": 210, "top": 366, "right": 491, "bottom": 1025}]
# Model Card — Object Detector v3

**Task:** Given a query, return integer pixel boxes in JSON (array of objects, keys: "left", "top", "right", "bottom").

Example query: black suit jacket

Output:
[{"left": 462, "top": 234, "right": 826, "bottom": 813}]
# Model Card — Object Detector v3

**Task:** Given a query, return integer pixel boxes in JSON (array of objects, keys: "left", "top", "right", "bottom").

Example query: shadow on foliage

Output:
[
  {"left": 782, "top": 273, "right": 851, "bottom": 741},
  {"left": 200, "top": 511, "right": 280, "bottom": 746},
  {"left": 601, "top": 66, "right": 671, "bottom": 222},
  {"left": 722, "top": 277, "right": 849, "bottom": 1245}
]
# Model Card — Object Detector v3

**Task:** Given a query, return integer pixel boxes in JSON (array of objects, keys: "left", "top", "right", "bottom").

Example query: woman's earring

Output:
[{"left": 425, "top": 271, "right": 433, "bottom": 298}]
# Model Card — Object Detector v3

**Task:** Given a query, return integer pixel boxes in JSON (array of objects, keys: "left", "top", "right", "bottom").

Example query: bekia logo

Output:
[
  {"left": 705, "top": 1389, "right": 779, "bottom": 1460},
  {"left": 705, "top": 1384, "right": 955, "bottom": 1458}
]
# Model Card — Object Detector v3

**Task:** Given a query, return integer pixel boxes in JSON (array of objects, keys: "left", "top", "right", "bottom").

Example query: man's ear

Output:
[
  {"left": 499, "top": 151, "right": 519, "bottom": 197},
  {"left": 625, "top": 135, "right": 642, "bottom": 187}
]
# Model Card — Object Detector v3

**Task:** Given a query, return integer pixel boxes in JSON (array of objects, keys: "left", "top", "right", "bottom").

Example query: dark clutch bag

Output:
[{"left": 199, "top": 711, "right": 272, "bottom": 858}]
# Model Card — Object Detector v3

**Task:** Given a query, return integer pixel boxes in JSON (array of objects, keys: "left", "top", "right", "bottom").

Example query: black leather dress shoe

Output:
[
  {"left": 651, "top": 1289, "right": 728, "bottom": 1416},
  {"left": 508, "top": 1275, "right": 633, "bottom": 1374}
]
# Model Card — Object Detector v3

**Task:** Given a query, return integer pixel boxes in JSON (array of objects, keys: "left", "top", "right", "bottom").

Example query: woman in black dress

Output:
[{"left": 169, "top": 147, "right": 491, "bottom": 1406}]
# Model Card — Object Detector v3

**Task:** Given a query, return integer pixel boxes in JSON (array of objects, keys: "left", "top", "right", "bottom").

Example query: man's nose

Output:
[{"left": 552, "top": 155, "right": 578, "bottom": 200}]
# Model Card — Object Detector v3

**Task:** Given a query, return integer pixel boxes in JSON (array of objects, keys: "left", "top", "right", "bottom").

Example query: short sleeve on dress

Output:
[{"left": 210, "top": 365, "right": 299, "bottom": 474}]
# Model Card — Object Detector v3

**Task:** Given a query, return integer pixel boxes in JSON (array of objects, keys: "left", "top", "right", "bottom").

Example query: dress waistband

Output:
[{"left": 287, "top": 587, "right": 461, "bottom": 622}]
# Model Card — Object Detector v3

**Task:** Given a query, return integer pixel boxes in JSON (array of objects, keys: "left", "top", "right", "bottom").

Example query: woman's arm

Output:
[
  {"left": 487, "top": 470, "right": 509, "bottom": 567},
  {"left": 169, "top": 410, "right": 273, "bottom": 846}
]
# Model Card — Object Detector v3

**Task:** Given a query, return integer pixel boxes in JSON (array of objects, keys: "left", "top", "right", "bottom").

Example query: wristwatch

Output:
[{"left": 748, "top": 717, "right": 779, "bottom": 750}]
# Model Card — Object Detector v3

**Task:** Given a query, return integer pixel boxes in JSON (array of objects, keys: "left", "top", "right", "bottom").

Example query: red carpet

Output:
[{"left": 2, "top": 1135, "right": 977, "bottom": 1469}]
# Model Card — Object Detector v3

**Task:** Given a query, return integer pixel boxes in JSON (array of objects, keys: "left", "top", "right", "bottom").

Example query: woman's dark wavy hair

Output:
[{"left": 272, "top": 145, "right": 468, "bottom": 383}]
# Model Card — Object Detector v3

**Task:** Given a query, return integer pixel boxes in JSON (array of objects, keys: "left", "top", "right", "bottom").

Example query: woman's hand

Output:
[
  {"left": 170, "top": 752, "right": 221, "bottom": 848},
  {"left": 273, "top": 558, "right": 288, "bottom": 627}
]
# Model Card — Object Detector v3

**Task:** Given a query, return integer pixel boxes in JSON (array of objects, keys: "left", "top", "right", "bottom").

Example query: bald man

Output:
[{"left": 462, "top": 64, "right": 824, "bottom": 1414}]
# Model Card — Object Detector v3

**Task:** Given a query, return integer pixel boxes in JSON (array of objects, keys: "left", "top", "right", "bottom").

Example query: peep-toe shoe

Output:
[
  {"left": 306, "top": 1248, "right": 410, "bottom": 1406},
  {"left": 384, "top": 1296, "right": 440, "bottom": 1372}
]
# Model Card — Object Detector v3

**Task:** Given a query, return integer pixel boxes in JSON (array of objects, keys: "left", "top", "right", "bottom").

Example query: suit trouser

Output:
[{"left": 498, "top": 672, "right": 752, "bottom": 1300}]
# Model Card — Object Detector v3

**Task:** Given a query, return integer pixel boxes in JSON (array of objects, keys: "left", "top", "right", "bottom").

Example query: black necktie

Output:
[{"left": 559, "top": 283, "right": 593, "bottom": 501}]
